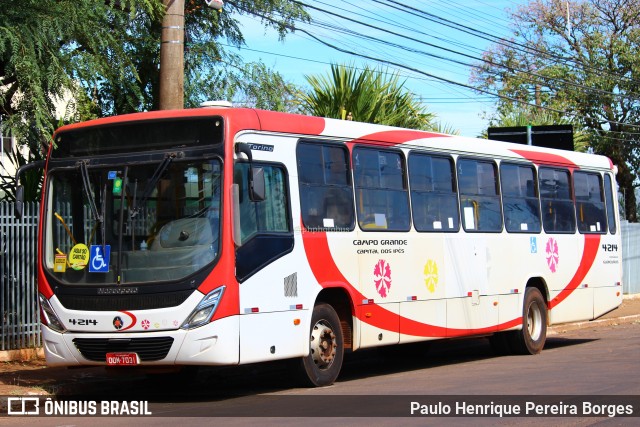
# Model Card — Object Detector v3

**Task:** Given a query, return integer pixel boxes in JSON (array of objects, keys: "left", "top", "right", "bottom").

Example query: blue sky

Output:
[{"left": 226, "top": 0, "right": 525, "bottom": 137}]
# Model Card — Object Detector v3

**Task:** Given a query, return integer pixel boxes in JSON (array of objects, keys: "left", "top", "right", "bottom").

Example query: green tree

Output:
[
  {"left": 471, "top": 0, "right": 640, "bottom": 221},
  {"left": 0, "top": 0, "right": 307, "bottom": 201},
  {"left": 0, "top": 0, "right": 163, "bottom": 201},
  {"left": 93, "top": 0, "right": 307, "bottom": 114},
  {"left": 298, "top": 64, "right": 437, "bottom": 130}
]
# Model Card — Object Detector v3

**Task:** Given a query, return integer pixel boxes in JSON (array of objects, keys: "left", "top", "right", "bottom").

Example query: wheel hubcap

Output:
[
  {"left": 527, "top": 302, "right": 543, "bottom": 341},
  {"left": 310, "top": 320, "right": 337, "bottom": 369}
]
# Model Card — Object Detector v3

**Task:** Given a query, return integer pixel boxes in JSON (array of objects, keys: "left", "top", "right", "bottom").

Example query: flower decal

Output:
[
  {"left": 373, "top": 259, "right": 392, "bottom": 298},
  {"left": 141, "top": 319, "right": 150, "bottom": 330},
  {"left": 424, "top": 259, "right": 439, "bottom": 293},
  {"left": 546, "top": 237, "right": 559, "bottom": 273}
]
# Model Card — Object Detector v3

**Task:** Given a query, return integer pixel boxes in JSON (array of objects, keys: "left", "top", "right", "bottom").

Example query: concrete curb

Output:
[{"left": 548, "top": 313, "right": 640, "bottom": 335}]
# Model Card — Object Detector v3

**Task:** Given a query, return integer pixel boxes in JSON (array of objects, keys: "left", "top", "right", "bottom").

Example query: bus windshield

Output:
[{"left": 44, "top": 158, "right": 222, "bottom": 285}]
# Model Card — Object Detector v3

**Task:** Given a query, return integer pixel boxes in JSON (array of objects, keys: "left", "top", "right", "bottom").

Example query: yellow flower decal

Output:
[{"left": 424, "top": 259, "right": 439, "bottom": 293}]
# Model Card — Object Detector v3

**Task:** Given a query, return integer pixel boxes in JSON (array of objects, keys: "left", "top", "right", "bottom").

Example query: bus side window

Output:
[
  {"left": 604, "top": 173, "right": 617, "bottom": 234},
  {"left": 539, "top": 167, "right": 575, "bottom": 234},
  {"left": 234, "top": 162, "right": 293, "bottom": 281},
  {"left": 574, "top": 171, "right": 607, "bottom": 234},
  {"left": 296, "top": 142, "right": 354, "bottom": 231},
  {"left": 408, "top": 153, "right": 459, "bottom": 232},
  {"left": 457, "top": 158, "right": 502, "bottom": 232},
  {"left": 353, "top": 148, "right": 410, "bottom": 231},
  {"left": 500, "top": 163, "right": 541, "bottom": 233}
]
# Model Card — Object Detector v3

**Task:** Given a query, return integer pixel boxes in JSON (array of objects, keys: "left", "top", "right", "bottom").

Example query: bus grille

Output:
[{"left": 72, "top": 337, "right": 174, "bottom": 362}]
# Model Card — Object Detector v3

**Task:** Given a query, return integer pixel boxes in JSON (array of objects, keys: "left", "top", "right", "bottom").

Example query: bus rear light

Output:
[
  {"left": 362, "top": 299, "right": 374, "bottom": 305},
  {"left": 616, "top": 282, "right": 621, "bottom": 286},
  {"left": 290, "top": 304, "right": 303, "bottom": 310},
  {"left": 582, "top": 284, "right": 589, "bottom": 288},
  {"left": 293, "top": 319, "right": 301, "bottom": 326},
  {"left": 511, "top": 289, "right": 519, "bottom": 294},
  {"left": 39, "top": 294, "right": 66, "bottom": 333},
  {"left": 181, "top": 286, "right": 225, "bottom": 330},
  {"left": 407, "top": 296, "right": 417, "bottom": 301},
  {"left": 616, "top": 292, "right": 620, "bottom": 297}
]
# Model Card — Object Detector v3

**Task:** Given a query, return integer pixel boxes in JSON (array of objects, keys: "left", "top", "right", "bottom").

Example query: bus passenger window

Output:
[
  {"left": 574, "top": 171, "right": 606, "bottom": 234},
  {"left": 539, "top": 167, "right": 575, "bottom": 234},
  {"left": 500, "top": 163, "right": 541, "bottom": 233},
  {"left": 604, "top": 173, "right": 617, "bottom": 234},
  {"left": 233, "top": 163, "right": 290, "bottom": 243},
  {"left": 408, "top": 153, "right": 459, "bottom": 232},
  {"left": 297, "top": 142, "right": 354, "bottom": 231},
  {"left": 457, "top": 159, "right": 502, "bottom": 232},
  {"left": 354, "top": 148, "right": 410, "bottom": 231}
]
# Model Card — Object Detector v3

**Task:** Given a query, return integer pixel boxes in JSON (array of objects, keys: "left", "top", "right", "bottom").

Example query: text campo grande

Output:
[{"left": 410, "top": 401, "right": 634, "bottom": 417}]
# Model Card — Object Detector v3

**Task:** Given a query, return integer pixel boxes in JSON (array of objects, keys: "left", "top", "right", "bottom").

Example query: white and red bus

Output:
[{"left": 18, "top": 106, "right": 622, "bottom": 386}]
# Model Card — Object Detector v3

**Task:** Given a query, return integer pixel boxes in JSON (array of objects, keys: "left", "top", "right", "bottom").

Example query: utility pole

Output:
[{"left": 159, "top": 0, "right": 185, "bottom": 110}]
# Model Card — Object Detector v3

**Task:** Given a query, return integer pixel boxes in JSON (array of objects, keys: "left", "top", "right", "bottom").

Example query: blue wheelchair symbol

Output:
[
  {"left": 530, "top": 237, "right": 538, "bottom": 254},
  {"left": 89, "top": 245, "right": 110, "bottom": 273}
]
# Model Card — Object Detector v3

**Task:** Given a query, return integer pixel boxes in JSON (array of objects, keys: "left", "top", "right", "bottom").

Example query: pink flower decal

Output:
[
  {"left": 141, "top": 319, "right": 150, "bottom": 330},
  {"left": 373, "top": 259, "right": 392, "bottom": 298},
  {"left": 545, "top": 237, "right": 559, "bottom": 273}
]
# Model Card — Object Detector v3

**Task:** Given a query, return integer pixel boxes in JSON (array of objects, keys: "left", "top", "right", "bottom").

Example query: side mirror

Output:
[
  {"left": 250, "top": 167, "right": 265, "bottom": 202},
  {"left": 14, "top": 186, "right": 24, "bottom": 219},
  {"left": 235, "top": 143, "right": 265, "bottom": 202}
]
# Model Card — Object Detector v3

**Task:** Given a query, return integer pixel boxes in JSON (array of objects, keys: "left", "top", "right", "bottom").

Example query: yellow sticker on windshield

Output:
[
  {"left": 54, "top": 254, "right": 67, "bottom": 273},
  {"left": 68, "top": 243, "right": 89, "bottom": 271}
]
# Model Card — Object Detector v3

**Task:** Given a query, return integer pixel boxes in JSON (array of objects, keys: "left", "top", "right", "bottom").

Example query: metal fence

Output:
[
  {"left": 0, "top": 201, "right": 40, "bottom": 351},
  {"left": 622, "top": 221, "right": 640, "bottom": 295}
]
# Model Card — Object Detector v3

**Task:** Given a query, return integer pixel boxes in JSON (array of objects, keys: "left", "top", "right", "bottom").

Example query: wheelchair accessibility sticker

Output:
[{"left": 89, "top": 245, "right": 111, "bottom": 273}]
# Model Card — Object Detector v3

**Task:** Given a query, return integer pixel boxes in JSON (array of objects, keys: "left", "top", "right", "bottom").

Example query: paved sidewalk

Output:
[{"left": 549, "top": 293, "right": 640, "bottom": 334}]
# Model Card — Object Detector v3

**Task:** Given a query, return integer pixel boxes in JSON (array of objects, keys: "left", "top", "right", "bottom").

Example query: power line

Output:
[
  {"left": 377, "top": 0, "right": 640, "bottom": 87},
  {"left": 225, "top": 0, "right": 640, "bottom": 139}
]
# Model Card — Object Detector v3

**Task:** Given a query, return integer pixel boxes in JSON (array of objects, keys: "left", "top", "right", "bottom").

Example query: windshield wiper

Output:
[
  {"left": 78, "top": 160, "right": 102, "bottom": 223},
  {"left": 130, "top": 152, "right": 176, "bottom": 219}
]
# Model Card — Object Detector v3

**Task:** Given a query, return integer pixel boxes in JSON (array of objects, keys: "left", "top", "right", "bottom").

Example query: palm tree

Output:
[{"left": 297, "top": 64, "right": 439, "bottom": 131}]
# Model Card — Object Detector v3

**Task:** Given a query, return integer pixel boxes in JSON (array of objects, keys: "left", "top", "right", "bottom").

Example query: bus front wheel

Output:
[
  {"left": 297, "top": 303, "right": 344, "bottom": 387},
  {"left": 509, "top": 287, "right": 547, "bottom": 355}
]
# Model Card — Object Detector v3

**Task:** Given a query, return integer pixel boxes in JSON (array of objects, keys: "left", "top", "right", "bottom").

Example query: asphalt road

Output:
[{"left": 2, "top": 321, "right": 639, "bottom": 426}]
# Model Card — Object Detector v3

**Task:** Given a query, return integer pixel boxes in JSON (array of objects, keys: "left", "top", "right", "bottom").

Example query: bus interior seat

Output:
[{"left": 151, "top": 217, "right": 213, "bottom": 250}]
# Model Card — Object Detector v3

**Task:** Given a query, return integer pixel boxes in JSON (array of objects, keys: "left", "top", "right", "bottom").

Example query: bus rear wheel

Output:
[
  {"left": 297, "top": 303, "right": 344, "bottom": 387},
  {"left": 508, "top": 287, "right": 547, "bottom": 355}
]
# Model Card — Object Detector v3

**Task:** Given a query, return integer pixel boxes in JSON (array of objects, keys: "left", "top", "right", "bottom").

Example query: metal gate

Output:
[{"left": 0, "top": 201, "right": 40, "bottom": 351}]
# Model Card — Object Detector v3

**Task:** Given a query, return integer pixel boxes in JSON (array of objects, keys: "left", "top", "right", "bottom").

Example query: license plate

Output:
[{"left": 106, "top": 352, "right": 139, "bottom": 366}]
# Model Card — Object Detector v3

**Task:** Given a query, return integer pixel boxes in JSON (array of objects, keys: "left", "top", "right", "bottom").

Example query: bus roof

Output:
[{"left": 53, "top": 107, "right": 614, "bottom": 172}]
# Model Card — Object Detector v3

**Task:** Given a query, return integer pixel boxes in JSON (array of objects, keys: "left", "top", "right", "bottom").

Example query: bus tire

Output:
[
  {"left": 508, "top": 287, "right": 547, "bottom": 355},
  {"left": 297, "top": 303, "right": 344, "bottom": 387}
]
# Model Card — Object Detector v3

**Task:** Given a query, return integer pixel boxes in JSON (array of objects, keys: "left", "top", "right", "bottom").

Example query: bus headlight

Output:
[
  {"left": 39, "top": 294, "right": 66, "bottom": 333},
  {"left": 181, "top": 286, "right": 225, "bottom": 330}
]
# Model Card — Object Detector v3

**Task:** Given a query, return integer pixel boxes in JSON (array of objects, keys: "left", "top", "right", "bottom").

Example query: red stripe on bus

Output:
[
  {"left": 548, "top": 234, "right": 601, "bottom": 310},
  {"left": 348, "top": 129, "right": 447, "bottom": 147},
  {"left": 301, "top": 226, "right": 521, "bottom": 338},
  {"left": 510, "top": 149, "right": 579, "bottom": 169},
  {"left": 255, "top": 109, "right": 326, "bottom": 135}
]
